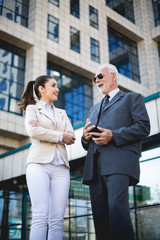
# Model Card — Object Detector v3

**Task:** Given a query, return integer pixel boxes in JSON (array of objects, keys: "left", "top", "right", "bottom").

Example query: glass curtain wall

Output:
[
  {"left": 0, "top": 41, "right": 25, "bottom": 115},
  {"left": 108, "top": 27, "right": 140, "bottom": 83},
  {"left": 47, "top": 63, "right": 92, "bottom": 127}
]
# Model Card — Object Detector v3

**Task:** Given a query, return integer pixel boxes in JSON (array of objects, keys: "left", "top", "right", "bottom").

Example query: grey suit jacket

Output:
[{"left": 82, "top": 91, "right": 150, "bottom": 186}]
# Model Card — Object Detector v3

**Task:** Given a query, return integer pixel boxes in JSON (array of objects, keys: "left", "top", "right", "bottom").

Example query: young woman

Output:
[{"left": 18, "top": 75, "right": 75, "bottom": 240}]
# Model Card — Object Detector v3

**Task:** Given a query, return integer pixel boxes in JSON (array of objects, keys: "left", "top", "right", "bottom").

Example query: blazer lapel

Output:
[
  {"left": 36, "top": 102, "right": 56, "bottom": 123},
  {"left": 54, "top": 107, "right": 63, "bottom": 128},
  {"left": 103, "top": 90, "right": 124, "bottom": 111}
]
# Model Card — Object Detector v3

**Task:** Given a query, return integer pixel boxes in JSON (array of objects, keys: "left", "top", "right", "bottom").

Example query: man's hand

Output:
[
  {"left": 83, "top": 118, "right": 96, "bottom": 141},
  {"left": 90, "top": 126, "right": 113, "bottom": 145}
]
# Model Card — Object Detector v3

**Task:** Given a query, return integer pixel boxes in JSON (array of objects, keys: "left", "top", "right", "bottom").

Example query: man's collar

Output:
[{"left": 107, "top": 88, "right": 120, "bottom": 100}]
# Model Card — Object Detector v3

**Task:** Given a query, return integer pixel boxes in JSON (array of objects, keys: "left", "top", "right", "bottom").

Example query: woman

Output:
[{"left": 18, "top": 75, "right": 75, "bottom": 240}]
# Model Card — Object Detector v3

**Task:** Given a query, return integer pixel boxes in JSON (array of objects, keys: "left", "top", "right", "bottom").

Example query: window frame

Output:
[
  {"left": 0, "top": 0, "right": 29, "bottom": 27},
  {"left": 47, "top": 14, "right": 59, "bottom": 43},
  {"left": 70, "top": 26, "right": 80, "bottom": 53},
  {"left": 70, "top": 0, "right": 80, "bottom": 19},
  {"left": 89, "top": 5, "right": 99, "bottom": 29},
  {"left": 90, "top": 37, "right": 100, "bottom": 63}
]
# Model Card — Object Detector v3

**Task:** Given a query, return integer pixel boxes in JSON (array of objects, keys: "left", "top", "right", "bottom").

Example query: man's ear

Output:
[{"left": 112, "top": 72, "right": 117, "bottom": 82}]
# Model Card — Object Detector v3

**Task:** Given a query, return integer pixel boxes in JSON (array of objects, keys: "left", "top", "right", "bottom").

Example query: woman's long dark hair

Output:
[{"left": 18, "top": 75, "right": 53, "bottom": 111}]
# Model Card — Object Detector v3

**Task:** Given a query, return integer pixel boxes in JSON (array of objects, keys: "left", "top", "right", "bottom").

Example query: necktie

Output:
[{"left": 103, "top": 94, "right": 110, "bottom": 108}]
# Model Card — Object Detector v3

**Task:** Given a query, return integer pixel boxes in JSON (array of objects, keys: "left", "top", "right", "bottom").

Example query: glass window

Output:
[
  {"left": 90, "top": 37, "right": 100, "bottom": 63},
  {"left": 0, "top": 40, "right": 25, "bottom": 115},
  {"left": 70, "top": 0, "right": 79, "bottom": 19},
  {"left": 106, "top": 0, "right": 135, "bottom": 23},
  {"left": 152, "top": 0, "right": 160, "bottom": 26},
  {"left": 0, "top": 0, "right": 29, "bottom": 27},
  {"left": 70, "top": 26, "right": 80, "bottom": 53},
  {"left": 135, "top": 147, "right": 160, "bottom": 239},
  {"left": 47, "top": 63, "right": 92, "bottom": 127},
  {"left": 48, "top": 15, "right": 59, "bottom": 42},
  {"left": 48, "top": 0, "right": 59, "bottom": 7},
  {"left": 108, "top": 27, "right": 140, "bottom": 83},
  {"left": 64, "top": 176, "right": 96, "bottom": 239},
  {"left": 89, "top": 5, "right": 98, "bottom": 29}
]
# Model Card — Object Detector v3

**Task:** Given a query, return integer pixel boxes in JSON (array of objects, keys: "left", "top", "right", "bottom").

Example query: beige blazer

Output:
[{"left": 25, "top": 101, "right": 75, "bottom": 168}]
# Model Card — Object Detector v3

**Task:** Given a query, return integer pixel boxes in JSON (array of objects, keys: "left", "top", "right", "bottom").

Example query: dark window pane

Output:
[
  {"left": 70, "top": 0, "right": 79, "bottom": 18},
  {"left": 90, "top": 38, "right": 100, "bottom": 63},
  {"left": 152, "top": 0, "right": 160, "bottom": 26},
  {"left": 89, "top": 5, "right": 98, "bottom": 29},
  {"left": 106, "top": 0, "right": 135, "bottom": 23},
  {"left": 70, "top": 26, "right": 80, "bottom": 53},
  {"left": 47, "top": 15, "right": 59, "bottom": 42},
  {"left": 108, "top": 27, "right": 140, "bottom": 83}
]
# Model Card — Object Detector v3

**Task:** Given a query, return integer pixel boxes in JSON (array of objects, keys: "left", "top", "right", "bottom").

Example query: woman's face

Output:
[{"left": 39, "top": 78, "right": 59, "bottom": 104}]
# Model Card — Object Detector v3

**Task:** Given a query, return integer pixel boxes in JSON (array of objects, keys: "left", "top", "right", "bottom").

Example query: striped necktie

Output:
[{"left": 104, "top": 94, "right": 110, "bottom": 105}]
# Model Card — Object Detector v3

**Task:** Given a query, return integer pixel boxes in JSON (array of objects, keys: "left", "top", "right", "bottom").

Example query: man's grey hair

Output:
[{"left": 98, "top": 63, "right": 119, "bottom": 83}]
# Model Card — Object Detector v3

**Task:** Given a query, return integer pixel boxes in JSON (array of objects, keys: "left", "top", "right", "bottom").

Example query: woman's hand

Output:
[
  {"left": 63, "top": 133, "right": 76, "bottom": 145},
  {"left": 29, "top": 120, "right": 39, "bottom": 127}
]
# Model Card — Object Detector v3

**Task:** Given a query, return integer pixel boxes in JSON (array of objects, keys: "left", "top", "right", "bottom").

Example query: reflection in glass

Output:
[
  {"left": 108, "top": 27, "right": 140, "bottom": 83},
  {"left": 48, "top": 15, "right": 59, "bottom": 43},
  {"left": 70, "top": 0, "right": 79, "bottom": 19},
  {"left": 139, "top": 149, "right": 160, "bottom": 205},
  {"left": 47, "top": 63, "right": 92, "bottom": 126},
  {"left": 90, "top": 38, "right": 100, "bottom": 63},
  {"left": 70, "top": 26, "right": 80, "bottom": 53},
  {"left": 0, "top": 43, "right": 25, "bottom": 115},
  {"left": 89, "top": 5, "right": 99, "bottom": 29},
  {"left": 0, "top": 0, "right": 29, "bottom": 27},
  {"left": 106, "top": 0, "right": 135, "bottom": 23}
]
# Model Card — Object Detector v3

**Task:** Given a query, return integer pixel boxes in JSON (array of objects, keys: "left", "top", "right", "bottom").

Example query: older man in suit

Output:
[{"left": 81, "top": 64, "right": 150, "bottom": 240}]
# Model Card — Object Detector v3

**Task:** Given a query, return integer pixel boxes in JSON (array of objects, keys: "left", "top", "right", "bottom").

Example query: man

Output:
[{"left": 81, "top": 64, "right": 150, "bottom": 240}]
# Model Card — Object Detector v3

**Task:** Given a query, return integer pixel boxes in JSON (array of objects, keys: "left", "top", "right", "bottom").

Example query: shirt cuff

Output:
[{"left": 59, "top": 133, "right": 63, "bottom": 142}]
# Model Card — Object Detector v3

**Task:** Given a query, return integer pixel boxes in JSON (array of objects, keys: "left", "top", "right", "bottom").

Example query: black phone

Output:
[{"left": 89, "top": 127, "right": 101, "bottom": 138}]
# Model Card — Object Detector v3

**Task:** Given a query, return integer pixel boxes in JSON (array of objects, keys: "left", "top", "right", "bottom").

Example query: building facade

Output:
[{"left": 0, "top": 0, "right": 160, "bottom": 239}]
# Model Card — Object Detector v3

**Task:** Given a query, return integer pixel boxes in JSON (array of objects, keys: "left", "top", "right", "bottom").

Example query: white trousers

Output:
[{"left": 26, "top": 163, "right": 70, "bottom": 240}]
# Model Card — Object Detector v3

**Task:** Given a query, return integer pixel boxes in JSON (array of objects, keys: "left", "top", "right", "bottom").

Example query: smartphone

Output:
[{"left": 89, "top": 127, "right": 101, "bottom": 138}]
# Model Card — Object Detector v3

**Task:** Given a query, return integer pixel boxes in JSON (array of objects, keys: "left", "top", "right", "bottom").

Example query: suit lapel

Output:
[
  {"left": 54, "top": 107, "right": 63, "bottom": 128},
  {"left": 103, "top": 90, "right": 124, "bottom": 111},
  {"left": 36, "top": 102, "right": 55, "bottom": 123}
]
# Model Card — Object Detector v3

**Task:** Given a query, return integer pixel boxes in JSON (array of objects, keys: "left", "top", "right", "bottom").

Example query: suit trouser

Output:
[
  {"left": 89, "top": 154, "right": 135, "bottom": 240},
  {"left": 26, "top": 163, "right": 70, "bottom": 240}
]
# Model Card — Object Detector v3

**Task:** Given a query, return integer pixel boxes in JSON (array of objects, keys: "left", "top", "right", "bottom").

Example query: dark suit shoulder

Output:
[{"left": 123, "top": 92, "right": 143, "bottom": 102}]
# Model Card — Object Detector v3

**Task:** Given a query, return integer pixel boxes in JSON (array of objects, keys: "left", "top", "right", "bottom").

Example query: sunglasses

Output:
[{"left": 93, "top": 73, "right": 104, "bottom": 83}]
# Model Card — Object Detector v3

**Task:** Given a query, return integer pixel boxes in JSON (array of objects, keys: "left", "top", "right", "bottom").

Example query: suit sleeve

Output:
[
  {"left": 112, "top": 94, "right": 150, "bottom": 146},
  {"left": 25, "top": 105, "right": 61, "bottom": 143}
]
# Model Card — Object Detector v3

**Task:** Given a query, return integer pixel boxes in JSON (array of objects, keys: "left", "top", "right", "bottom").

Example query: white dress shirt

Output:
[
  {"left": 40, "top": 101, "right": 64, "bottom": 165},
  {"left": 107, "top": 88, "right": 120, "bottom": 101}
]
